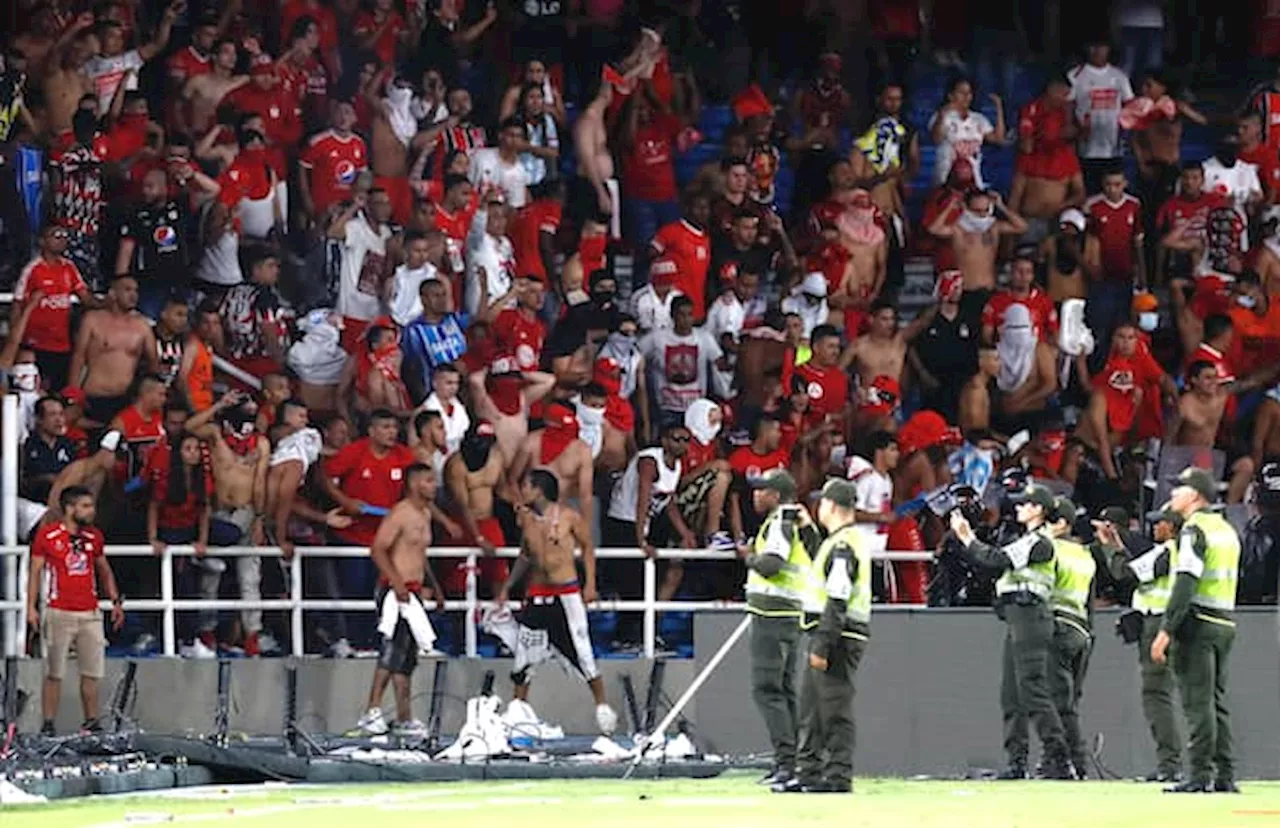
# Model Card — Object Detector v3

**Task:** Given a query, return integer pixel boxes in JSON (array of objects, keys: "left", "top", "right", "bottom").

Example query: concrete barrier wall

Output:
[
  {"left": 9, "top": 607, "right": 1278, "bottom": 778},
  {"left": 695, "top": 608, "right": 1280, "bottom": 778}
]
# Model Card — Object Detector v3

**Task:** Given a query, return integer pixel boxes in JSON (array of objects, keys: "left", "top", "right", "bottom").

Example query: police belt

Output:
[
  {"left": 994, "top": 587, "right": 1047, "bottom": 609},
  {"left": 800, "top": 612, "right": 870, "bottom": 640}
]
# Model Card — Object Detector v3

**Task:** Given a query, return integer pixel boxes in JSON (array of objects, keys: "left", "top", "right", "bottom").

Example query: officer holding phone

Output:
[
  {"left": 1093, "top": 505, "right": 1183, "bottom": 783},
  {"left": 744, "top": 470, "right": 821, "bottom": 787}
]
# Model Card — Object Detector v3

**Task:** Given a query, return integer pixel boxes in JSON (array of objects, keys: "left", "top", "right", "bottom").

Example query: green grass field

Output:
[{"left": 6, "top": 773, "right": 1280, "bottom": 828}]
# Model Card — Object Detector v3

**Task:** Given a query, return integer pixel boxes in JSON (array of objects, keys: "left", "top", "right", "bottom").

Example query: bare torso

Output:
[
  {"left": 82, "top": 311, "right": 150, "bottom": 397},
  {"left": 519, "top": 502, "right": 580, "bottom": 586},
  {"left": 387, "top": 499, "right": 432, "bottom": 587},
  {"left": 371, "top": 113, "right": 409, "bottom": 178},
  {"left": 573, "top": 106, "right": 613, "bottom": 180},
  {"left": 1176, "top": 391, "right": 1225, "bottom": 448},
  {"left": 952, "top": 228, "right": 999, "bottom": 291},
  {"left": 44, "top": 67, "right": 93, "bottom": 134},
  {"left": 958, "top": 376, "right": 991, "bottom": 432},
  {"left": 463, "top": 450, "right": 503, "bottom": 519},
  {"left": 186, "top": 73, "right": 242, "bottom": 134},
  {"left": 597, "top": 422, "right": 629, "bottom": 474},
  {"left": 1019, "top": 177, "right": 1070, "bottom": 219},
  {"left": 526, "top": 432, "right": 591, "bottom": 504},
  {"left": 854, "top": 333, "right": 906, "bottom": 384},
  {"left": 494, "top": 411, "right": 529, "bottom": 464},
  {"left": 211, "top": 435, "right": 267, "bottom": 509},
  {"left": 841, "top": 239, "right": 883, "bottom": 300}
]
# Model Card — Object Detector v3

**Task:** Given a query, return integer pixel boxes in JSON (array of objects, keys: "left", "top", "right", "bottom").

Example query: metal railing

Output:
[{"left": 0, "top": 544, "right": 934, "bottom": 659}]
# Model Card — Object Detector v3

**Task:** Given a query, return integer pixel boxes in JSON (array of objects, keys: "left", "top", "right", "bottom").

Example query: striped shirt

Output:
[{"left": 401, "top": 311, "right": 470, "bottom": 394}]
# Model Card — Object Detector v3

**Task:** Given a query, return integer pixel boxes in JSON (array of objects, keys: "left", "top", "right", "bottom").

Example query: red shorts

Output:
[
  {"left": 341, "top": 317, "right": 371, "bottom": 352},
  {"left": 441, "top": 516, "right": 510, "bottom": 595}
]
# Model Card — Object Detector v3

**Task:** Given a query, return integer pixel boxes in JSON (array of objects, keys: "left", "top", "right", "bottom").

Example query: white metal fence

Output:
[{"left": 0, "top": 544, "right": 934, "bottom": 659}]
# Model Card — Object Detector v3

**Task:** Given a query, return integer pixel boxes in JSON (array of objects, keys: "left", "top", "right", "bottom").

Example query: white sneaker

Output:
[
  {"left": 329, "top": 638, "right": 354, "bottom": 659},
  {"left": 595, "top": 703, "right": 618, "bottom": 735},
  {"left": 356, "top": 707, "right": 389, "bottom": 736},
  {"left": 707, "top": 531, "right": 736, "bottom": 553},
  {"left": 393, "top": 718, "right": 428, "bottom": 739},
  {"left": 188, "top": 637, "right": 217, "bottom": 659}
]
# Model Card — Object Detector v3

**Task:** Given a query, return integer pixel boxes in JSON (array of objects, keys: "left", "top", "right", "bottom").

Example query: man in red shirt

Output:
[
  {"left": 323, "top": 410, "right": 416, "bottom": 638},
  {"left": 728, "top": 414, "right": 790, "bottom": 481},
  {"left": 1011, "top": 75, "right": 1084, "bottom": 240},
  {"left": 796, "top": 325, "right": 850, "bottom": 427},
  {"left": 353, "top": 0, "right": 408, "bottom": 67},
  {"left": 1077, "top": 324, "right": 1166, "bottom": 479},
  {"left": 491, "top": 276, "right": 547, "bottom": 372},
  {"left": 227, "top": 63, "right": 303, "bottom": 149},
  {"left": 27, "top": 486, "right": 123, "bottom": 735},
  {"left": 981, "top": 252, "right": 1058, "bottom": 345},
  {"left": 509, "top": 181, "right": 563, "bottom": 281},
  {"left": 108, "top": 374, "right": 167, "bottom": 480},
  {"left": 14, "top": 224, "right": 99, "bottom": 390},
  {"left": 1156, "top": 162, "right": 1228, "bottom": 284},
  {"left": 1238, "top": 112, "right": 1280, "bottom": 203},
  {"left": 281, "top": 0, "right": 340, "bottom": 82},
  {"left": 621, "top": 95, "right": 685, "bottom": 250},
  {"left": 650, "top": 192, "right": 712, "bottom": 320},
  {"left": 1085, "top": 166, "right": 1146, "bottom": 341},
  {"left": 298, "top": 100, "right": 368, "bottom": 220}
]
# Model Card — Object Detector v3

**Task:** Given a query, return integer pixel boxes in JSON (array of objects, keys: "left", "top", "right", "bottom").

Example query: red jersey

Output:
[
  {"left": 650, "top": 220, "right": 711, "bottom": 319},
  {"left": 226, "top": 84, "right": 303, "bottom": 148},
  {"left": 1095, "top": 350, "right": 1164, "bottom": 435},
  {"left": 806, "top": 241, "right": 854, "bottom": 296},
  {"left": 1249, "top": 86, "right": 1280, "bottom": 150},
  {"left": 1239, "top": 143, "right": 1280, "bottom": 202},
  {"left": 509, "top": 199, "right": 562, "bottom": 280},
  {"left": 1086, "top": 193, "right": 1143, "bottom": 281},
  {"left": 14, "top": 256, "right": 86, "bottom": 353},
  {"left": 32, "top": 522, "right": 105, "bottom": 612},
  {"left": 219, "top": 148, "right": 279, "bottom": 206},
  {"left": 352, "top": 10, "right": 406, "bottom": 66},
  {"left": 1016, "top": 98, "right": 1080, "bottom": 179},
  {"left": 431, "top": 202, "right": 478, "bottom": 281},
  {"left": 325, "top": 438, "right": 416, "bottom": 545},
  {"left": 167, "top": 46, "right": 210, "bottom": 85},
  {"left": 1228, "top": 302, "right": 1280, "bottom": 377},
  {"left": 299, "top": 130, "right": 368, "bottom": 215},
  {"left": 116, "top": 405, "right": 166, "bottom": 479},
  {"left": 1155, "top": 191, "right": 1228, "bottom": 238},
  {"left": 728, "top": 446, "right": 790, "bottom": 481},
  {"left": 151, "top": 462, "right": 214, "bottom": 530},
  {"left": 982, "top": 288, "right": 1059, "bottom": 341},
  {"left": 621, "top": 114, "right": 681, "bottom": 202},
  {"left": 491, "top": 308, "right": 546, "bottom": 372},
  {"left": 796, "top": 361, "right": 850, "bottom": 424},
  {"left": 684, "top": 437, "right": 718, "bottom": 475},
  {"left": 281, "top": 0, "right": 340, "bottom": 55}
]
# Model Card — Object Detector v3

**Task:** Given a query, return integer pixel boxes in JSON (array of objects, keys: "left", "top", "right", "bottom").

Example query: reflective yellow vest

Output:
[
  {"left": 802, "top": 524, "right": 872, "bottom": 629},
  {"left": 1181, "top": 510, "right": 1240, "bottom": 613},
  {"left": 745, "top": 507, "right": 813, "bottom": 616},
  {"left": 994, "top": 528, "right": 1057, "bottom": 601}
]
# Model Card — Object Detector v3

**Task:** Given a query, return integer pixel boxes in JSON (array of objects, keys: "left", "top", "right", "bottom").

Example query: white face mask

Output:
[
  {"left": 575, "top": 402, "right": 606, "bottom": 459},
  {"left": 957, "top": 209, "right": 997, "bottom": 234},
  {"left": 1137, "top": 312, "right": 1158, "bottom": 332},
  {"left": 11, "top": 363, "right": 39, "bottom": 394}
]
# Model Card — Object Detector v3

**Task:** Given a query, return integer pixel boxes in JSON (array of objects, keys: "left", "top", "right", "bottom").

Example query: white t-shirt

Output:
[
  {"left": 1068, "top": 63, "right": 1134, "bottom": 159},
  {"left": 1202, "top": 157, "right": 1263, "bottom": 215},
  {"left": 608, "top": 446, "right": 682, "bottom": 527},
  {"left": 387, "top": 262, "right": 438, "bottom": 327},
  {"left": 337, "top": 215, "right": 392, "bottom": 323},
  {"left": 423, "top": 391, "right": 470, "bottom": 455},
  {"left": 780, "top": 292, "right": 829, "bottom": 338},
  {"left": 929, "top": 109, "right": 994, "bottom": 187},
  {"left": 630, "top": 285, "right": 683, "bottom": 332},
  {"left": 705, "top": 291, "right": 746, "bottom": 399},
  {"left": 469, "top": 148, "right": 529, "bottom": 208},
  {"left": 640, "top": 326, "right": 723, "bottom": 412},
  {"left": 85, "top": 50, "right": 144, "bottom": 113},
  {"left": 847, "top": 455, "right": 893, "bottom": 544}
]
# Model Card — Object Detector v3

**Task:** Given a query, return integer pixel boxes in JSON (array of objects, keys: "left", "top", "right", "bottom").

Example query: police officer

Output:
[
  {"left": 777, "top": 478, "right": 869, "bottom": 794},
  {"left": 1045, "top": 496, "right": 1095, "bottom": 778},
  {"left": 1094, "top": 504, "right": 1183, "bottom": 782},
  {"left": 948, "top": 485, "right": 1073, "bottom": 779},
  {"left": 745, "top": 469, "right": 821, "bottom": 786},
  {"left": 1150, "top": 468, "right": 1241, "bottom": 793}
]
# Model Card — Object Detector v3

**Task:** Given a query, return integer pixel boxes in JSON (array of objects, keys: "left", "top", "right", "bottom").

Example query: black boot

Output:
[
  {"left": 1039, "top": 758, "right": 1075, "bottom": 780},
  {"left": 1214, "top": 779, "right": 1241, "bottom": 793},
  {"left": 996, "top": 762, "right": 1028, "bottom": 780},
  {"left": 759, "top": 767, "right": 793, "bottom": 786},
  {"left": 1139, "top": 769, "right": 1182, "bottom": 783},
  {"left": 1164, "top": 779, "right": 1214, "bottom": 793}
]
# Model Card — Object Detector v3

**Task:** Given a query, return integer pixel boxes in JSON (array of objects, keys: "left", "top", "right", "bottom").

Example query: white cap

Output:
[
  {"left": 1059, "top": 207, "right": 1086, "bottom": 233},
  {"left": 99, "top": 430, "right": 122, "bottom": 452},
  {"left": 801, "top": 272, "right": 828, "bottom": 297}
]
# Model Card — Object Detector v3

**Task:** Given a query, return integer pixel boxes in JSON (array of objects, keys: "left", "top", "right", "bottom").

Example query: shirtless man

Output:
[
  {"left": 69, "top": 275, "right": 159, "bottom": 427},
  {"left": 15, "top": 7, "right": 90, "bottom": 82},
  {"left": 263, "top": 399, "right": 346, "bottom": 560},
  {"left": 828, "top": 191, "right": 888, "bottom": 316},
  {"left": 579, "top": 383, "right": 631, "bottom": 475},
  {"left": 494, "top": 468, "right": 617, "bottom": 734},
  {"left": 442, "top": 422, "right": 511, "bottom": 596},
  {"left": 839, "top": 299, "right": 936, "bottom": 390},
  {"left": 1009, "top": 77, "right": 1086, "bottom": 241},
  {"left": 1170, "top": 360, "right": 1252, "bottom": 503},
  {"left": 45, "top": 431, "right": 123, "bottom": 522},
  {"left": 41, "top": 16, "right": 97, "bottom": 135},
  {"left": 185, "top": 392, "right": 270, "bottom": 656},
  {"left": 183, "top": 39, "right": 248, "bottom": 135},
  {"left": 958, "top": 345, "right": 1001, "bottom": 434},
  {"left": 573, "top": 32, "right": 661, "bottom": 231},
  {"left": 508, "top": 402, "right": 595, "bottom": 530},
  {"left": 354, "top": 464, "right": 446, "bottom": 738},
  {"left": 928, "top": 189, "right": 1029, "bottom": 315},
  {"left": 1039, "top": 208, "right": 1101, "bottom": 302},
  {"left": 467, "top": 366, "right": 557, "bottom": 463}
]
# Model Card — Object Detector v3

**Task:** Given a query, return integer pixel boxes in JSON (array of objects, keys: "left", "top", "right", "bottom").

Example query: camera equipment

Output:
[{"left": 1115, "top": 609, "right": 1143, "bottom": 644}]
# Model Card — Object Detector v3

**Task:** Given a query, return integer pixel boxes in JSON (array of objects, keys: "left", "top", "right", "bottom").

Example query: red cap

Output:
[
  {"left": 731, "top": 84, "right": 773, "bottom": 121},
  {"left": 898, "top": 410, "right": 963, "bottom": 455},
  {"left": 649, "top": 256, "right": 678, "bottom": 286},
  {"left": 60, "top": 386, "right": 87, "bottom": 406}
]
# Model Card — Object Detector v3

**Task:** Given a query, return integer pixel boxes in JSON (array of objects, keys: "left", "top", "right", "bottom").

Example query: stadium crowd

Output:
[{"left": 4, "top": 0, "right": 1280, "bottom": 659}]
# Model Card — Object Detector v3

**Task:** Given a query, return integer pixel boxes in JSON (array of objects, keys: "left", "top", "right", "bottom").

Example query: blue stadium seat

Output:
[{"left": 698, "top": 104, "right": 736, "bottom": 142}]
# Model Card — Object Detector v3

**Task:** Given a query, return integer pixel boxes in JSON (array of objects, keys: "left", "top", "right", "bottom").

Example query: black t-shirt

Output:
[
  {"left": 417, "top": 16, "right": 463, "bottom": 85},
  {"left": 708, "top": 239, "right": 775, "bottom": 298},
  {"left": 511, "top": 0, "right": 568, "bottom": 63},
  {"left": 120, "top": 200, "right": 187, "bottom": 277},
  {"left": 914, "top": 307, "right": 980, "bottom": 418}
]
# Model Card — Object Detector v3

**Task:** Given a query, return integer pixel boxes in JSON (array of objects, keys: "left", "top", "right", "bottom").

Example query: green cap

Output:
[
  {"left": 1145, "top": 502, "right": 1185, "bottom": 530},
  {"left": 1051, "top": 496, "right": 1079, "bottom": 524},
  {"left": 1173, "top": 467, "right": 1217, "bottom": 503},
  {"left": 819, "top": 477, "right": 858, "bottom": 508},
  {"left": 1098, "top": 506, "right": 1129, "bottom": 526},
  {"left": 1009, "top": 484, "right": 1056, "bottom": 512},
  {"left": 750, "top": 469, "right": 797, "bottom": 500}
]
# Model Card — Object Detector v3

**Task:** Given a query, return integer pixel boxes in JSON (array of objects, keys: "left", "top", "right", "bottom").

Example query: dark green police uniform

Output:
[
  {"left": 745, "top": 471, "right": 820, "bottom": 783},
  {"left": 1046, "top": 517, "right": 1096, "bottom": 777},
  {"left": 1163, "top": 481, "right": 1240, "bottom": 793}
]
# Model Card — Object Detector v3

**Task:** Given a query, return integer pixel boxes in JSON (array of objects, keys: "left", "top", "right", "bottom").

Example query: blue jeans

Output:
[
  {"left": 624, "top": 197, "right": 681, "bottom": 285},
  {"left": 1121, "top": 27, "right": 1163, "bottom": 80}
]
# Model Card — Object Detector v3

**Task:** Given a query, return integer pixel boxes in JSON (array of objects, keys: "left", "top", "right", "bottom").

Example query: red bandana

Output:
[{"left": 540, "top": 402, "right": 580, "bottom": 464}]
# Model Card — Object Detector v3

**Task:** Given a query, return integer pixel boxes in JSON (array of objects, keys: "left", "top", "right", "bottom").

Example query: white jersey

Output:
[
  {"left": 630, "top": 285, "right": 683, "bottom": 332},
  {"left": 464, "top": 209, "right": 516, "bottom": 316},
  {"left": 387, "top": 263, "right": 439, "bottom": 327},
  {"left": 469, "top": 148, "right": 530, "bottom": 208},
  {"left": 84, "top": 50, "right": 144, "bottom": 113},
  {"left": 640, "top": 326, "right": 723, "bottom": 413},
  {"left": 1067, "top": 63, "right": 1134, "bottom": 159},
  {"left": 847, "top": 455, "right": 893, "bottom": 546},
  {"left": 929, "top": 109, "right": 994, "bottom": 188},
  {"left": 423, "top": 392, "right": 470, "bottom": 455},
  {"left": 337, "top": 215, "right": 392, "bottom": 323},
  {"left": 705, "top": 291, "right": 746, "bottom": 399},
  {"left": 1202, "top": 157, "right": 1263, "bottom": 216},
  {"left": 608, "top": 446, "right": 682, "bottom": 528}
]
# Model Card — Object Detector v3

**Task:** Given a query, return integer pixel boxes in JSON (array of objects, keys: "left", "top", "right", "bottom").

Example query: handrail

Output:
[{"left": 0, "top": 544, "right": 934, "bottom": 658}]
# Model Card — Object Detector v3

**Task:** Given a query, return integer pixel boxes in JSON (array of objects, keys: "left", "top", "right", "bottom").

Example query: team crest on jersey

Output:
[
  {"left": 807, "top": 381, "right": 824, "bottom": 399},
  {"left": 1108, "top": 369, "right": 1135, "bottom": 392},
  {"left": 335, "top": 159, "right": 357, "bottom": 185},
  {"left": 153, "top": 225, "right": 178, "bottom": 249}
]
